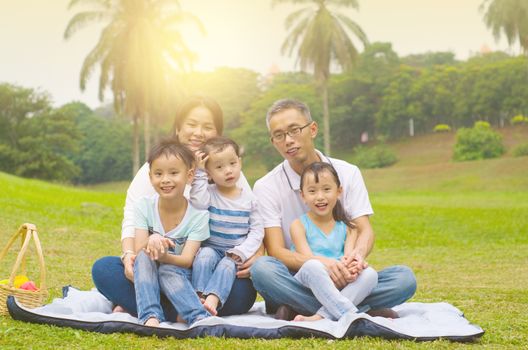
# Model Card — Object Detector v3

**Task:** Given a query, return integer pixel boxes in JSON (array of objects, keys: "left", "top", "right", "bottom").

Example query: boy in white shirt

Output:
[{"left": 190, "top": 137, "right": 264, "bottom": 316}]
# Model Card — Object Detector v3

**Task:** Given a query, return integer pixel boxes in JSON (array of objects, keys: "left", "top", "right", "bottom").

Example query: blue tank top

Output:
[{"left": 293, "top": 214, "right": 347, "bottom": 260}]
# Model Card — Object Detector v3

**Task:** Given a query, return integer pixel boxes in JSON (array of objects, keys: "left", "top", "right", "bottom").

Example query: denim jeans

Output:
[
  {"left": 251, "top": 256, "right": 417, "bottom": 315},
  {"left": 192, "top": 247, "right": 237, "bottom": 308},
  {"left": 92, "top": 255, "right": 256, "bottom": 319},
  {"left": 134, "top": 251, "right": 210, "bottom": 324},
  {"left": 294, "top": 259, "right": 378, "bottom": 320}
]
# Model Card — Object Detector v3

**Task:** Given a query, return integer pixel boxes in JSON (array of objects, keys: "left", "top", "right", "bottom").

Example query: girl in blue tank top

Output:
[{"left": 290, "top": 162, "right": 378, "bottom": 322}]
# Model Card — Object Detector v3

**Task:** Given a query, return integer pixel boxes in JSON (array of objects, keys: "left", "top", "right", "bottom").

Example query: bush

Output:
[
  {"left": 453, "top": 123, "right": 505, "bottom": 161},
  {"left": 474, "top": 120, "right": 491, "bottom": 129},
  {"left": 512, "top": 143, "right": 528, "bottom": 157},
  {"left": 511, "top": 115, "right": 527, "bottom": 125},
  {"left": 434, "top": 124, "right": 451, "bottom": 132},
  {"left": 351, "top": 144, "right": 397, "bottom": 169}
]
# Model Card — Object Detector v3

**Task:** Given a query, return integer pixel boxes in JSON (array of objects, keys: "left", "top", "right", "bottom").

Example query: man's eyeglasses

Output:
[{"left": 270, "top": 122, "right": 313, "bottom": 142}]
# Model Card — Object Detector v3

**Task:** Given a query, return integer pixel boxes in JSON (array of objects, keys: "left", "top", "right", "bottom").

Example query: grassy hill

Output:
[{"left": 0, "top": 127, "right": 527, "bottom": 349}]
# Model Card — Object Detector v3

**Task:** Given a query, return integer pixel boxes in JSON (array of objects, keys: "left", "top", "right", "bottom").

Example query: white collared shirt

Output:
[{"left": 253, "top": 150, "right": 373, "bottom": 248}]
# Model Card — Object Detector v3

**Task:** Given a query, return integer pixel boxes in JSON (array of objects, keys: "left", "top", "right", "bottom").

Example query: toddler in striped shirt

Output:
[{"left": 190, "top": 136, "right": 263, "bottom": 316}]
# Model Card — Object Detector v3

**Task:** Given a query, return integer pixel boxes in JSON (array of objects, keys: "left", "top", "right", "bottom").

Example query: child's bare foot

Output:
[
  {"left": 176, "top": 314, "right": 186, "bottom": 323},
  {"left": 112, "top": 305, "right": 126, "bottom": 313},
  {"left": 293, "top": 314, "right": 323, "bottom": 322},
  {"left": 203, "top": 294, "right": 219, "bottom": 316},
  {"left": 144, "top": 317, "right": 160, "bottom": 327}
]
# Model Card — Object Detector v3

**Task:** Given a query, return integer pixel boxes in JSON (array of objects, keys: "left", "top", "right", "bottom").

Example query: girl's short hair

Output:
[
  {"left": 147, "top": 138, "right": 195, "bottom": 170},
  {"left": 300, "top": 162, "right": 355, "bottom": 229},
  {"left": 171, "top": 95, "right": 224, "bottom": 136}
]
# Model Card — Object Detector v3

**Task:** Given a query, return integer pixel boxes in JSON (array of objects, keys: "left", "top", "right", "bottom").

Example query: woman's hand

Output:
[
  {"left": 123, "top": 253, "right": 136, "bottom": 282},
  {"left": 235, "top": 250, "right": 262, "bottom": 278},
  {"left": 146, "top": 234, "right": 174, "bottom": 260}
]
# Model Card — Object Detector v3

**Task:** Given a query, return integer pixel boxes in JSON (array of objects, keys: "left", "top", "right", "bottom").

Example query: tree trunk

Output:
[
  {"left": 132, "top": 113, "right": 140, "bottom": 176},
  {"left": 144, "top": 111, "right": 150, "bottom": 163},
  {"left": 322, "top": 81, "right": 331, "bottom": 155}
]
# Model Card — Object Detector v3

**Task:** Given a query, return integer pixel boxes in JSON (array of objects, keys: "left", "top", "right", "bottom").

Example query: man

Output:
[{"left": 250, "top": 99, "right": 416, "bottom": 320}]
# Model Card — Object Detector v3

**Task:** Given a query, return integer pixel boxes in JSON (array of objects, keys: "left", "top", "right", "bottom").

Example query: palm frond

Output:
[
  {"left": 335, "top": 13, "right": 368, "bottom": 45},
  {"left": 162, "top": 11, "right": 206, "bottom": 35},
  {"left": 67, "top": 0, "right": 111, "bottom": 11},
  {"left": 326, "top": 0, "right": 359, "bottom": 10},
  {"left": 284, "top": 6, "right": 313, "bottom": 30},
  {"left": 281, "top": 16, "right": 311, "bottom": 57},
  {"left": 64, "top": 11, "right": 110, "bottom": 39}
]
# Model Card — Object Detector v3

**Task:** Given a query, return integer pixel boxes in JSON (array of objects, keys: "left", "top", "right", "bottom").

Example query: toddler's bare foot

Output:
[
  {"left": 112, "top": 305, "right": 126, "bottom": 313},
  {"left": 176, "top": 314, "right": 186, "bottom": 323},
  {"left": 203, "top": 295, "right": 219, "bottom": 316},
  {"left": 294, "top": 314, "right": 323, "bottom": 322},
  {"left": 144, "top": 317, "right": 160, "bottom": 327}
]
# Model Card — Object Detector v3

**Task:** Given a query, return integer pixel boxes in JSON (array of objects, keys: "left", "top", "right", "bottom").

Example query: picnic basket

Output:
[{"left": 0, "top": 223, "right": 48, "bottom": 315}]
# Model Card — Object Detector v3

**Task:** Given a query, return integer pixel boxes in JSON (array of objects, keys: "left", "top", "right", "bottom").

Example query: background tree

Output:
[
  {"left": 481, "top": 0, "right": 528, "bottom": 54},
  {"left": 64, "top": 0, "right": 204, "bottom": 174},
  {"left": 273, "top": 0, "right": 368, "bottom": 155}
]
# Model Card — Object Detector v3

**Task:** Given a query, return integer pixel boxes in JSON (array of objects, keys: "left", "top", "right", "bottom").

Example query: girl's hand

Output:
[
  {"left": 195, "top": 151, "right": 209, "bottom": 170},
  {"left": 146, "top": 233, "right": 166, "bottom": 260},
  {"left": 123, "top": 253, "right": 136, "bottom": 282},
  {"left": 317, "top": 256, "right": 353, "bottom": 289},
  {"left": 227, "top": 252, "right": 242, "bottom": 264}
]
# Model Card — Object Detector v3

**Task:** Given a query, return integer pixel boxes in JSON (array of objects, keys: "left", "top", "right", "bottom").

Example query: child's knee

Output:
[
  {"left": 301, "top": 259, "right": 325, "bottom": 273},
  {"left": 360, "top": 267, "right": 378, "bottom": 289},
  {"left": 195, "top": 247, "right": 216, "bottom": 263}
]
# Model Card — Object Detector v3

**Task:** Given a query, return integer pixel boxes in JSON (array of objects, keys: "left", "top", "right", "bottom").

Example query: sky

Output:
[{"left": 0, "top": 0, "right": 513, "bottom": 109}]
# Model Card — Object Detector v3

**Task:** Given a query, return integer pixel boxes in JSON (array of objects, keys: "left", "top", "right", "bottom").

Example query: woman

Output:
[{"left": 92, "top": 96, "right": 259, "bottom": 320}]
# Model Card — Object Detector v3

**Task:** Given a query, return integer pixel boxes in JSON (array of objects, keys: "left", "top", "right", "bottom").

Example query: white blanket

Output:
[{"left": 8, "top": 287, "right": 484, "bottom": 341}]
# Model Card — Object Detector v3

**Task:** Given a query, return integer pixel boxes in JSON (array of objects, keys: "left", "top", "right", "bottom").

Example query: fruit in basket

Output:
[
  {"left": 20, "top": 281, "right": 38, "bottom": 291},
  {"left": 14, "top": 275, "right": 29, "bottom": 288}
]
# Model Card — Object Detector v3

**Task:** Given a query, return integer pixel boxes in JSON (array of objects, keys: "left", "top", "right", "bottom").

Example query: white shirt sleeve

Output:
[
  {"left": 189, "top": 168, "right": 212, "bottom": 210},
  {"left": 121, "top": 163, "right": 156, "bottom": 240},
  {"left": 228, "top": 198, "right": 264, "bottom": 262},
  {"left": 253, "top": 179, "right": 282, "bottom": 229},
  {"left": 342, "top": 166, "right": 374, "bottom": 220}
]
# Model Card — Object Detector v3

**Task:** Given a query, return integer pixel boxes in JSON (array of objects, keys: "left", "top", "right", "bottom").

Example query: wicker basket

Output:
[{"left": 0, "top": 223, "right": 48, "bottom": 315}]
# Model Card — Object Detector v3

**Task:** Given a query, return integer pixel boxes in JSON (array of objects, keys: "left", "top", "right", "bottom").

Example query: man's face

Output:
[{"left": 269, "top": 108, "right": 317, "bottom": 165}]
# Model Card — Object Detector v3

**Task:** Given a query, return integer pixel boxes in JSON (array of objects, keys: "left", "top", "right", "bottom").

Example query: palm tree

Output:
[
  {"left": 480, "top": 0, "right": 528, "bottom": 54},
  {"left": 65, "top": 0, "right": 204, "bottom": 174},
  {"left": 273, "top": 0, "right": 368, "bottom": 155}
]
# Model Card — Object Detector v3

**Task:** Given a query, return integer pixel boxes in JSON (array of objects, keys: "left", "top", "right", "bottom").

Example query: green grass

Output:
[{"left": 1, "top": 129, "right": 528, "bottom": 349}]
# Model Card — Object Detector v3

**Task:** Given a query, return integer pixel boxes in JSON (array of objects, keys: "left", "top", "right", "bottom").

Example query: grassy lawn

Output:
[{"left": 1, "top": 129, "right": 527, "bottom": 349}]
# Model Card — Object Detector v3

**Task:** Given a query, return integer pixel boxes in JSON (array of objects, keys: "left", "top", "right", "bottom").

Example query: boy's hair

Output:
[
  {"left": 266, "top": 99, "right": 313, "bottom": 130},
  {"left": 147, "top": 138, "right": 195, "bottom": 169},
  {"left": 300, "top": 162, "right": 355, "bottom": 229},
  {"left": 201, "top": 136, "right": 241, "bottom": 159}
]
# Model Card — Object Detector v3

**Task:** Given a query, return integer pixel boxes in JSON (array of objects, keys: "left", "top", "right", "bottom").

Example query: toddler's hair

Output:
[
  {"left": 201, "top": 136, "right": 241, "bottom": 159},
  {"left": 300, "top": 162, "right": 356, "bottom": 229},
  {"left": 147, "top": 138, "right": 195, "bottom": 169}
]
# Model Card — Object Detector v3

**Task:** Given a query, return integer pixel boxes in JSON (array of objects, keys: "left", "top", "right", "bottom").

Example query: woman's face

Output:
[{"left": 177, "top": 106, "right": 218, "bottom": 151}]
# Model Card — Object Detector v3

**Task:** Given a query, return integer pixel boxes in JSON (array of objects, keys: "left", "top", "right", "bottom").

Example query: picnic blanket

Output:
[{"left": 7, "top": 286, "right": 484, "bottom": 341}]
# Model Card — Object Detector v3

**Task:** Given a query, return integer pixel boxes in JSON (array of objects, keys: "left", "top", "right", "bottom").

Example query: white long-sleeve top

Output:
[
  {"left": 121, "top": 162, "right": 251, "bottom": 240},
  {"left": 189, "top": 168, "right": 264, "bottom": 263}
]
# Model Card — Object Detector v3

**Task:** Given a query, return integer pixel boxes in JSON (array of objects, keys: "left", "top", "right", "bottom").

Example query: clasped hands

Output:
[{"left": 318, "top": 252, "right": 368, "bottom": 289}]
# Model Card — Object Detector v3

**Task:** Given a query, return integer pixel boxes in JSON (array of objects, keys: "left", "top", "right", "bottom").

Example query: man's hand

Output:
[
  {"left": 123, "top": 253, "right": 136, "bottom": 282},
  {"left": 316, "top": 256, "right": 354, "bottom": 289},
  {"left": 235, "top": 250, "right": 262, "bottom": 278}
]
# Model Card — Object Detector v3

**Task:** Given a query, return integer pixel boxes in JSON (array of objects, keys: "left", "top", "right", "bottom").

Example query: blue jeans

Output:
[
  {"left": 295, "top": 259, "right": 378, "bottom": 320},
  {"left": 251, "top": 256, "right": 417, "bottom": 315},
  {"left": 92, "top": 255, "right": 256, "bottom": 319},
  {"left": 192, "top": 247, "right": 237, "bottom": 308},
  {"left": 134, "top": 251, "right": 210, "bottom": 324}
]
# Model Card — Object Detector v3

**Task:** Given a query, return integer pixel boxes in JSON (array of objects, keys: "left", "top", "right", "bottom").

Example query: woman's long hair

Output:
[{"left": 300, "top": 162, "right": 356, "bottom": 229}]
